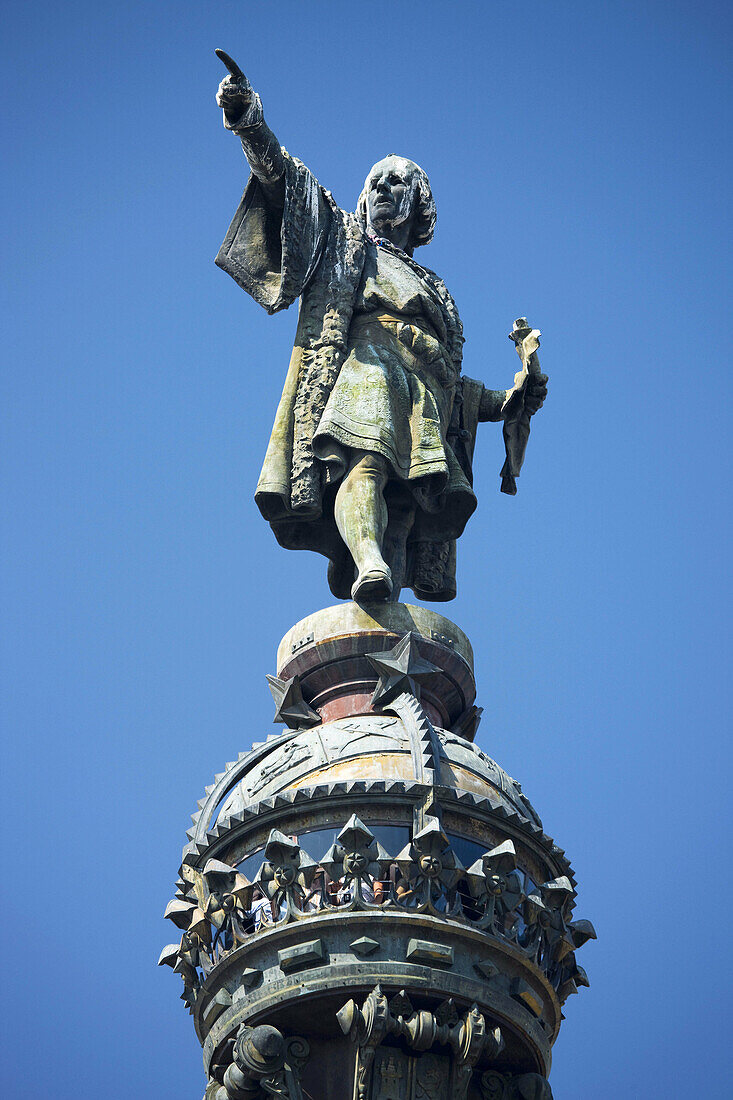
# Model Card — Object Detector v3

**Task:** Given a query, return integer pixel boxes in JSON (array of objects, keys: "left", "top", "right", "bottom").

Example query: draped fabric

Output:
[{"left": 216, "top": 151, "right": 483, "bottom": 601}]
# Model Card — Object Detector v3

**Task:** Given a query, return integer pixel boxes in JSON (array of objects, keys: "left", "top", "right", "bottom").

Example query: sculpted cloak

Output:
[{"left": 216, "top": 152, "right": 489, "bottom": 602}]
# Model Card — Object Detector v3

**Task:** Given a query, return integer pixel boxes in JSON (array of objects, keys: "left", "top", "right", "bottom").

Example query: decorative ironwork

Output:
[
  {"left": 161, "top": 812, "right": 594, "bottom": 1010},
  {"left": 520, "top": 876, "right": 596, "bottom": 1003},
  {"left": 206, "top": 1024, "right": 310, "bottom": 1099},
  {"left": 338, "top": 985, "right": 502, "bottom": 1100},
  {"left": 320, "top": 815, "right": 390, "bottom": 908},
  {"left": 201, "top": 858, "right": 254, "bottom": 951},
  {"left": 367, "top": 632, "right": 440, "bottom": 707},
  {"left": 465, "top": 840, "right": 524, "bottom": 936},
  {"left": 266, "top": 673, "right": 321, "bottom": 729},
  {"left": 394, "top": 817, "right": 464, "bottom": 914},
  {"left": 254, "top": 829, "right": 317, "bottom": 922}
]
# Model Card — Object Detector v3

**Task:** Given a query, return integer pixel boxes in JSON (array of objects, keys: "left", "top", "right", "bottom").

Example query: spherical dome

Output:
[{"left": 218, "top": 714, "right": 542, "bottom": 832}]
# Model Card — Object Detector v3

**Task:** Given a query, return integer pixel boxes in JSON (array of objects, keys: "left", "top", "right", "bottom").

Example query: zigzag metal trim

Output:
[
  {"left": 178, "top": 779, "right": 574, "bottom": 887},
  {"left": 186, "top": 729, "right": 301, "bottom": 843},
  {"left": 384, "top": 690, "right": 443, "bottom": 788}
]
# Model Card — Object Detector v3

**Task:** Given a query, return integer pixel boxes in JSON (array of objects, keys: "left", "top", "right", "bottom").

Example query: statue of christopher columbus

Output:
[{"left": 215, "top": 52, "right": 548, "bottom": 604}]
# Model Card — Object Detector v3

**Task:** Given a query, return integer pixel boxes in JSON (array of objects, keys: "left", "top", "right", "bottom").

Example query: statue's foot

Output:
[{"left": 352, "top": 565, "right": 393, "bottom": 604}]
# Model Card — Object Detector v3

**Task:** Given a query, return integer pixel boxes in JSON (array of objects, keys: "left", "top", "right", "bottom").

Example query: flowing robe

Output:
[{"left": 216, "top": 152, "right": 487, "bottom": 601}]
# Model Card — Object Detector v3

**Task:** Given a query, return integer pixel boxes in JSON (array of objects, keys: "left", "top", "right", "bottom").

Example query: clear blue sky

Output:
[{"left": 2, "top": 2, "right": 731, "bottom": 1097}]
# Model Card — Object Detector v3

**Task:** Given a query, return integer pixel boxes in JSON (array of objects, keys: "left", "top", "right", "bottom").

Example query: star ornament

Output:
[
  {"left": 266, "top": 673, "right": 321, "bottom": 729},
  {"left": 366, "top": 632, "right": 440, "bottom": 707}
]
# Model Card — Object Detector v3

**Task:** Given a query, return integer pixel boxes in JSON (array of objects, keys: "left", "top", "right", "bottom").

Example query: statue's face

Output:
[{"left": 364, "top": 156, "right": 417, "bottom": 239}]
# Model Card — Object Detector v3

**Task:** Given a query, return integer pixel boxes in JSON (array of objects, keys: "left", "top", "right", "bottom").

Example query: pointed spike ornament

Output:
[
  {"left": 157, "top": 943, "right": 180, "bottom": 968},
  {"left": 164, "top": 899, "right": 196, "bottom": 930}
]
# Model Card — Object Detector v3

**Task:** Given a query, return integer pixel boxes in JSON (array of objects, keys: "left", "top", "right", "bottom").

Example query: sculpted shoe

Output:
[{"left": 351, "top": 565, "right": 393, "bottom": 604}]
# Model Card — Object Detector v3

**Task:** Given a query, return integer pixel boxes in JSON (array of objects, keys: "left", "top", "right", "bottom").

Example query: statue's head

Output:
[{"left": 357, "top": 155, "right": 436, "bottom": 253}]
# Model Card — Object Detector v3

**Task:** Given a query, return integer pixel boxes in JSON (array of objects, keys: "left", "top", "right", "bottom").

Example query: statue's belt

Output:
[{"left": 350, "top": 311, "right": 454, "bottom": 376}]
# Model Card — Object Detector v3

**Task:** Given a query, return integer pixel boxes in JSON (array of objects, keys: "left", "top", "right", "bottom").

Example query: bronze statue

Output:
[{"left": 215, "top": 52, "right": 548, "bottom": 604}]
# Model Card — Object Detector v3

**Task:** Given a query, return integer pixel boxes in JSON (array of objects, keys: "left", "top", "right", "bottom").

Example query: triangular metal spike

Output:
[
  {"left": 158, "top": 943, "right": 180, "bottom": 967},
  {"left": 202, "top": 857, "right": 237, "bottom": 878},
  {"left": 164, "top": 899, "right": 196, "bottom": 928}
]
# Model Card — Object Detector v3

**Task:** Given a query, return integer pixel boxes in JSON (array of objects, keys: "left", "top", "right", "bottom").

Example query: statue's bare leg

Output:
[
  {"left": 334, "top": 450, "right": 392, "bottom": 602},
  {"left": 382, "top": 483, "right": 416, "bottom": 601}
]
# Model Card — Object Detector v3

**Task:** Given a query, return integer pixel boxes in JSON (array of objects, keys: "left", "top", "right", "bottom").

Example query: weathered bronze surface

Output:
[{"left": 214, "top": 55, "right": 548, "bottom": 604}]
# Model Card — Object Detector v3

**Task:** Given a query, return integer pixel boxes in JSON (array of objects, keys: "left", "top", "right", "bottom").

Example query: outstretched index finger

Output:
[{"left": 215, "top": 49, "right": 245, "bottom": 82}]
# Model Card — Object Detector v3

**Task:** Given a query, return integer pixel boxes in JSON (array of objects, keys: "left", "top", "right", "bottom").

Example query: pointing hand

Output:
[{"left": 215, "top": 49, "right": 254, "bottom": 124}]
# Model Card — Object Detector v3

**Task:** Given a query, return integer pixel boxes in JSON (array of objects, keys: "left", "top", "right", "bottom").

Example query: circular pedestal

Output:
[{"left": 277, "top": 602, "right": 476, "bottom": 731}]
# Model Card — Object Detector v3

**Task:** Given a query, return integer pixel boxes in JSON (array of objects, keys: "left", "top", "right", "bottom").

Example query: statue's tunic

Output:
[{"left": 216, "top": 152, "right": 483, "bottom": 601}]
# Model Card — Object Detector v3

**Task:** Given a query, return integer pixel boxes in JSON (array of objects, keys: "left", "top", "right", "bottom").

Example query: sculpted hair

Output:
[{"left": 356, "top": 156, "right": 437, "bottom": 252}]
